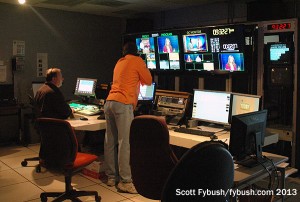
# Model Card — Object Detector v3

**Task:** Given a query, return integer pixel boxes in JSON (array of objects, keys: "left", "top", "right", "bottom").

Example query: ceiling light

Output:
[{"left": 18, "top": 0, "right": 26, "bottom": 5}]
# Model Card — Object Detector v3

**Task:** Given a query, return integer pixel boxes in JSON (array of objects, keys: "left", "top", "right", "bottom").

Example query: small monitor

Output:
[
  {"left": 268, "top": 42, "right": 293, "bottom": 65},
  {"left": 74, "top": 78, "right": 97, "bottom": 97},
  {"left": 192, "top": 90, "right": 231, "bottom": 125},
  {"left": 32, "top": 82, "right": 44, "bottom": 97},
  {"left": 138, "top": 82, "right": 156, "bottom": 103},
  {"left": 183, "top": 33, "right": 208, "bottom": 53},
  {"left": 218, "top": 53, "right": 244, "bottom": 71},
  {"left": 229, "top": 110, "right": 268, "bottom": 167},
  {"left": 230, "top": 93, "right": 260, "bottom": 122}
]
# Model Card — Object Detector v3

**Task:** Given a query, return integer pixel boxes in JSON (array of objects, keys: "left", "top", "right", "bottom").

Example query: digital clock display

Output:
[{"left": 267, "top": 23, "right": 291, "bottom": 30}]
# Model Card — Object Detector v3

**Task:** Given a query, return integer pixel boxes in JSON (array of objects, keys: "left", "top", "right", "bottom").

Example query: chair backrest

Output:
[
  {"left": 161, "top": 141, "right": 234, "bottom": 202},
  {"left": 130, "top": 115, "right": 178, "bottom": 200},
  {"left": 36, "top": 118, "right": 78, "bottom": 170}
]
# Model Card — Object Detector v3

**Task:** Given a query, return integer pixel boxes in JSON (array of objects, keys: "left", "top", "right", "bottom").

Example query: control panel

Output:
[
  {"left": 154, "top": 89, "right": 191, "bottom": 125},
  {"left": 69, "top": 101, "right": 102, "bottom": 116}
]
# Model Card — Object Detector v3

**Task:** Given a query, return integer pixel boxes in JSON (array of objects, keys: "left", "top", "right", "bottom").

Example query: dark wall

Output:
[{"left": 0, "top": 3, "right": 125, "bottom": 103}]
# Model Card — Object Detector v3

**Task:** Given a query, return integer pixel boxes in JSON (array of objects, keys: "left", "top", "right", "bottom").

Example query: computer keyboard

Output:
[
  {"left": 197, "top": 125, "right": 224, "bottom": 133},
  {"left": 174, "top": 127, "right": 214, "bottom": 137}
]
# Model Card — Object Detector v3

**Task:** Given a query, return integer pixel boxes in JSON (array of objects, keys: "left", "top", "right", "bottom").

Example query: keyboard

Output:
[
  {"left": 197, "top": 125, "right": 224, "bottom": 133},
  {"left": 174, "top": 127, "right": 214, "bottom": 137}
]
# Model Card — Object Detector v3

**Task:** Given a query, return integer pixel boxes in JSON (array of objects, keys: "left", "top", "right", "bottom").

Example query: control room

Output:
[{"left": 0, "top": 0, "right": 300, "bottom": 201}]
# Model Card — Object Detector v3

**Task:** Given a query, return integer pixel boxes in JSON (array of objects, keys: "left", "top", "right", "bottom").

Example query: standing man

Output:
[
  {"left": 104, "top": 42, "right": 152, "bottom": 193},
  {"left": 35, "top": 67, "right": 73, "bottom": 119}
]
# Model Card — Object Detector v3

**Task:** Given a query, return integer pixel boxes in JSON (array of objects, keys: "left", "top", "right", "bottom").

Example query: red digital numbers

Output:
[{"left": 269, "top": 23, "right": 291, "bottom": 30}]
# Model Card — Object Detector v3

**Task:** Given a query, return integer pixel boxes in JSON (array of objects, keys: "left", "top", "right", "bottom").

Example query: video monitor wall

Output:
[
  {"left": 182, "top": 25, "right": 245, "bottom": 72},
  {"left": 123, "top": 23, "right": 252, "bottom": 73}
]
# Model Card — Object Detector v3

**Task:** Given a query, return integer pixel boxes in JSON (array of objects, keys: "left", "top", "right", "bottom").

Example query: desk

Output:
[
  {"left": 234, "top": 152, "right": 288, "bottom": 189},
  {"left": 169, "top": 128, "right": 278, "bottom": 149},
  {"left": 67, "top": 114, "right": 106, "bottom": 131}
]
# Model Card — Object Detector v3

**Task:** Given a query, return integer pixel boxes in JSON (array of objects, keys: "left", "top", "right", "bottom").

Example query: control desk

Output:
[
  {"left": 69, "top": 101, "right": 103, "bottom": 116},
  {"left": 154, "top": 90, "right": 191, "bottom": 125}
]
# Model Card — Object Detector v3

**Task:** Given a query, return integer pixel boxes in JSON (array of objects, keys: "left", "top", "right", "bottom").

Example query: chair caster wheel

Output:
[
  {"left": 21, "top": 161, "right": 28, "bottom": 167},
  {"left": 36, "top": 165, "right": 41, "bottom": 173},
  {"left": 95, "top": 195, "right": 101, "bottom": 202}
]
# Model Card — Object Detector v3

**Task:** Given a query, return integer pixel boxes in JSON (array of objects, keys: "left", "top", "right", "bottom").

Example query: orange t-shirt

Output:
[{"left": 107, "top": 54, "right": 152, "bottom": 108}]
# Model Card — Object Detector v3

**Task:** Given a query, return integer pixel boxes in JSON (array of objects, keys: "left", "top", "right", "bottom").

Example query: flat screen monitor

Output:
[
  {"left": 192, "top": 90, "right": 231, "bottom": 125},
  {"left": 229, "top": 110, "right": 268, "bottom": 167},
  {"left": 138, "top": 82, "right": 156, "bottom": 103},
  {"left": 231, "top": 93, "right": 260, "bottom": 121},
  {"left": 157, "top": 35, "right": 180, "bottom": 70},
  {"left": 183, "top": 33, "right": 208, "bottom": 53},
  {"left": 268, "top": 42, "right": 293, "bottom": 65},
  {"left": 32, "top": 82, "right": 44, "bottom": 97},
  {"left": 74, "top": 78, "right": 97, "bottom": 97},
  {"left": 136, "top": 37, "right": 157, "bottom": 70},
  {"left": 218, "top": 53, "right": 244, "bottom": 71}
]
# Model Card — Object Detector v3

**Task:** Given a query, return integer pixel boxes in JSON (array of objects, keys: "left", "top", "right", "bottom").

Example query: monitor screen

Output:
[
  {"left": 231, "top": 93, "right": 260, "bottom": 119},
  {"left": 218, "top": 53, "right": 244, "bottom": 71},
  {"left": 138, "top": 82, "right": 156, "bottom": 103},
  {"left": 268, "top": 42, "right": 292, "bottom": 65},
  {"left": 32, "top": 82, "right": 44, "bottom": 97},
  {"left": 157, "top": 35, "right": 180, "bottom": 70},
  {"left": 229, "top": 110, "right": 268, "bottom": 167},
  {"left": 74, "top": 78, "right": 97, "bottom": 97},
  {"left": 192, "top": 90, "right": 231, "bottom": 125},
  {"left": 183, "top": 33, "right": 208, "bottom": 53},
  {"left": 136, "top": 37, "right": 157, "bottom": 70}
]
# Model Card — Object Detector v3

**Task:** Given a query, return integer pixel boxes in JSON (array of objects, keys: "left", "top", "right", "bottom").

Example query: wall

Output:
[{"left": 0, "top": 3, "right": 126, "bottom": 103}]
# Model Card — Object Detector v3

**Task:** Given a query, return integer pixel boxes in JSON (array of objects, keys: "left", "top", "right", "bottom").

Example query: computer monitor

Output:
[
  {"left": 138, "top": 82, "right": 156, "bottom": 103},
  {"left": 229, "top": 110, "right": 268, "bottom": 167},
  {"left": 218, "top": 53, "right": 244, "bottom": 72},
  {"left": 230, "top": 93, "right": 260, "bottom": 122},
  {"left": 74, "top": 78, "right": 97, "bottom": 97},
  {"left": 32, "top": 82, "right": 44, "bottom": 97},
  {"left": 192, "top": 90, "right": 231, "bottom": 125}
]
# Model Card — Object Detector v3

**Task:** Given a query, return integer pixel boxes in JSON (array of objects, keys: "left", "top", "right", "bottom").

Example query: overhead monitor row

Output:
[{"left": 124, "top": 24, "right": 251, "bottom": 73}]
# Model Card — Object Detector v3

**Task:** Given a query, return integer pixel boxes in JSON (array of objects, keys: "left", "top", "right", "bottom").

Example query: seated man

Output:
[{"left": 35, "top": 67, "right": 73, "bottom": 119}]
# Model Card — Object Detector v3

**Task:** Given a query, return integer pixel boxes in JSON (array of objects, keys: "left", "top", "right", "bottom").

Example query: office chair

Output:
[
  {"left": 130, "top": 115, "right": 178, "bottom": 200},
  {"left": 36, "top": 118, "right": 100, "bottom": 202},
  {"left": 161, "top": 141, "right": 234, "bottom": 202},
  {"left": 21, "top": 94, "right": 41, "bottom": 172}
]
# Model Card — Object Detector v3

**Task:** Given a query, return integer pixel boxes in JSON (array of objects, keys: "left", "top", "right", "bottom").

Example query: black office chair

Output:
[
  {"left": 21, "top": 94, "right": 41, "bottom": 172},
  {"left": 130, "top": 115, "right": 178, "bottom": 200},
  {"left": 36, "top": 118, "right": 100, "bottom": 202},
  {"left": 161, "top": 141, "right": 234, "bottom": 202}
]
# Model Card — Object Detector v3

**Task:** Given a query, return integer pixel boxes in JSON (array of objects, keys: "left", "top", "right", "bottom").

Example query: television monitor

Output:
[
  {"left": 218, "top": 53, "right": 244, "bottom": 71},
  {"left": 138, "top": 82, "right": 156, "bottom": 103},
  {"left": 183, "top": 33, "right": 208, "bottom": 53},
  {"left": 229, "top": 110, "right": 268, "bottom": 167},
  {"left": 231, "top": 93, "right": 260, "bottom": 120},
  {"left": 267, "top": 42, "right": 293, "bottom": 65},
  {"left": 157, "top": 35, "right": 179, "bottom": 53},
  {"left": 157, "top": 35, "right": 180, "bottom": 70},
  {"left": 32, "top": 82, "right": 44, "bottom": 97},
  {"left": 136, "top": 37, "right": 155, "bottom": 54},
  {"left": 192, "top": 90, "right": 231, "bottom": 125},
  {"left": 74, "top": 78, "right": 97, "bottom": 97},
  {"left": 136, "top": 37, "right": 157, "bottom": 69}
]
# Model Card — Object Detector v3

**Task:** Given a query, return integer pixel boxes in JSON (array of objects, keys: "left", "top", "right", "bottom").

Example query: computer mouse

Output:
[
  {"left": 97, "top": 114, "right": 105, "bottom": 120},
  {"left": 80, "top": 117, "right": 88, "bottom": 121},
  {"left": 210, "top": 134, "right": 218, "bottom": 140}
]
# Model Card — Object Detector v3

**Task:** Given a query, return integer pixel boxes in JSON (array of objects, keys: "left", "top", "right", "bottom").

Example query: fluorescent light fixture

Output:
[{"left": 18, "top": 0, "right": 26, "bottom": 5}]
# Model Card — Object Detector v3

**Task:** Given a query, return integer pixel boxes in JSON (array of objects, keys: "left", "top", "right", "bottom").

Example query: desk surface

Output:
[
  {"left": 169, "top": 128, "right": 278, "bottom": 149},
  {"left": 234, "top": 152, "right": 288, "bottom": 189},
  {"left": 67, "top": 114, "right": 106, "bottom": 131}
]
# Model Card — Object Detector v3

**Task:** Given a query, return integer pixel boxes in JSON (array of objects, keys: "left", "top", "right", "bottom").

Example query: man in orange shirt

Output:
[{"left": 104, "top": 42, "right": 152, "bottom": 193}]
